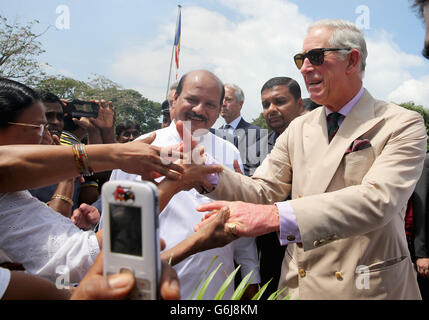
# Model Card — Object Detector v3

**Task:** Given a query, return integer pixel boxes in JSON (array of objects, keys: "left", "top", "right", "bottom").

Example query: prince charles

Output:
[{"left": 196, "top": 19, "right": 427, "bottom": 299}]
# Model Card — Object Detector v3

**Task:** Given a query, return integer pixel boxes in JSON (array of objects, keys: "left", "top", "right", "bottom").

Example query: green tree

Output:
[
  {"left": 0, "top": 15, "right": 48, "bottom": 86},
  {"left": 399, "top": 101, "right": 429, "bottom": 152},
  {"left": 36, "top": 74, "right": 162, "bottom": 134},
  {"left": 251, "top": 112, "right": 270, "bottom": 131}
]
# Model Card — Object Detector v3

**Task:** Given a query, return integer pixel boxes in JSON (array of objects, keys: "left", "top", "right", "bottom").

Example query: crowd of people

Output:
[{"left": 0, "top": 0, "right": 428, "bottom": 301}]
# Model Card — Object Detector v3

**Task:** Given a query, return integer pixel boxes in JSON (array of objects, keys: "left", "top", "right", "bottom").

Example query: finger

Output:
[
  {"left": 201, "top": 164, "right": 223, "bottom": 175},
  {"left": 140, "top": 132, "right": 157, "bottom": 146},
  {"left": 160, "top": 261, "right": 180, "bottom": 300},
  {"left": 108, "top": 101, "right": 114, "bottom": 110},
  {"left": 233, "top": 159, "right": 243, "bottom": 174},
  {"left": 160, "top": 238, "right": 166, "bottom": 251},
  {"left": 52, "top": 134, "right": 61, "bottom": 145},
  {"left": 197, "top": 201, "right": 229, "bottom": 213},
  {"left": 99, "top": 100, "right": 106, "bottom": 109},
  {"left": 176, "top": 120, "right": 198, "bottom": 150}
]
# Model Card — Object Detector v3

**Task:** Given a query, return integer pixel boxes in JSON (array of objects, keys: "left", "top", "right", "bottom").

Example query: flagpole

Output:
[{"left": 166, "top": 5, "right": 182, "bottom": 100}]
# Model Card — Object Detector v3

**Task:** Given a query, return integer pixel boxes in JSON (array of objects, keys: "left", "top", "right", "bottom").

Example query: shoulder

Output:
[{"left": 238, "top": 118, "right": 261, "bottom": 131}]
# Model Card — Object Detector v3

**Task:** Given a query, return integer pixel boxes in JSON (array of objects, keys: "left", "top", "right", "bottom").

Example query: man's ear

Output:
[{"left": 345, "top": 49, "right": 361, "bottom": 75}]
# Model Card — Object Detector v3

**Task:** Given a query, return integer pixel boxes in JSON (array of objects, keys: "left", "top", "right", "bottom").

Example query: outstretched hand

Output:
[{"left": 195, "top": 201, "right": 280, "bottom": 238}]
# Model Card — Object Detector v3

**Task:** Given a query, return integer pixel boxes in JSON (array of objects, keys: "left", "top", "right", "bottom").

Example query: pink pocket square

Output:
[{"left": 345, "top": 139, "right": 371, "bottom": 155}]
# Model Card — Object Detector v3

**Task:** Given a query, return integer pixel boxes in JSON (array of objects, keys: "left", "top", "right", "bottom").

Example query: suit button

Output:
[
  {"left": 335, "top": 271, "right": 343, "bottom": 280},
  {"left": 287, "top": 235, "right": 296, "bottom": 241},
  {"left": 298, "top": 269, "right": 306, "bottom": 278}
]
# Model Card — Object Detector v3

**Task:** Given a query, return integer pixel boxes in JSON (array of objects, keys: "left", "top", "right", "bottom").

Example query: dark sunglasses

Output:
[{"left": 294, "top": 47, "right": 351, "bottom": 69}]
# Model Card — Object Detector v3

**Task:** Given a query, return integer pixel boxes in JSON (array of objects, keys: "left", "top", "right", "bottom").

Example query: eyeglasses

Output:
[
  {"left": 7, "top": 122, "right": 47, "bottom": 136},
  {"left": 293, "top": 47, "right": 351, "bottom": 70}
]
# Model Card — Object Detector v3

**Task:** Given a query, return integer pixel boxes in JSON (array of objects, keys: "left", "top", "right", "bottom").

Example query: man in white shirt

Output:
[{"left": 110, "top": 70, "right": 260, "bottom": 300}]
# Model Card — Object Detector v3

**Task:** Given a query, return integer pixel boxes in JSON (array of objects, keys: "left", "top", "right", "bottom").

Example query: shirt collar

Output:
[
  {"left": 325, "top": 86, "right": 365, "bottom": 118},
  {"left": 226, "top": 116, "right": 242, "bottom": 130}
]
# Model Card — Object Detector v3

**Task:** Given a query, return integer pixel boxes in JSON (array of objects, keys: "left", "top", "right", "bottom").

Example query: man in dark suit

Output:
[
  {"left": 219, "top": 83, "right": 266, "bottom": 176},
  {"left": 408, "top": 154, "right": 429, "bottom": 299}
]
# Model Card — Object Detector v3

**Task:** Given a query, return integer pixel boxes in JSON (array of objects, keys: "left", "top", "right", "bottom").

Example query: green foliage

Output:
[
  {"left": 399, "top": 101, "right": 429, "bottom": 152},
  {"left": 251, "top": 112, "right": 270, "bottom": 131},
  {"left": 36, "top": 74, "right": 162, "bottom": 134},
  {"left": 192, "top": 261, "right": 290, "bottom": 300},
  {"left": 0, "top": 15, "right": 48, "bottom": 86}
]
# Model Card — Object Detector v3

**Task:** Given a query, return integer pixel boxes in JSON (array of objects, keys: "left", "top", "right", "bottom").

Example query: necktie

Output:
[
  {"left": 327, "top": 112, "right": 342, "bottom": 143},
  {"left": 223, "top": 124, "right": 232, "bottom": 130}
]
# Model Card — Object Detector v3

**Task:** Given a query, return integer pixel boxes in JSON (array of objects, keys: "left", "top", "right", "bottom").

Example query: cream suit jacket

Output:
[{"left": 209, "top": 90, "right": 427, "bottom": 299}]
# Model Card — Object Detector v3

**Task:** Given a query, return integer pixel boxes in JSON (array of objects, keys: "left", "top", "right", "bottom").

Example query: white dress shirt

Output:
[
  {"left": 110, "top": 122, "right": 260, "bottom": 300},
  {"left": 0, "top": 267, "right": 10, "bottom": 299},
  {"left": 221, "top": 116, "right": 242, "bottom": 135}
]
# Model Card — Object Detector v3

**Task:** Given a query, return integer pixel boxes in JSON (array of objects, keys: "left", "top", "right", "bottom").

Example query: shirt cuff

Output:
[
  {"left": 276, "top": 201, "right": 301, "bottom": 246},
  {"left": 204, "top": 153, "right": 219, "bottom": 187}
]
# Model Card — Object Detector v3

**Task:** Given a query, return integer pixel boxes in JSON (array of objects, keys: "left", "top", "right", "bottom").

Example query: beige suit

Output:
[{"left": 209, "top": 90, "right": 427, "bottom": 299}]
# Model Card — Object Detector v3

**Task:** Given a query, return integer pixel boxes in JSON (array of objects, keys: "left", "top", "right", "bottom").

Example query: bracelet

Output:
[
  {"left": 72, "top": 144, "right": 94, "bottom": 176},
  {"left": 51, "top": 194, "right": 74, "bottom": 206}
]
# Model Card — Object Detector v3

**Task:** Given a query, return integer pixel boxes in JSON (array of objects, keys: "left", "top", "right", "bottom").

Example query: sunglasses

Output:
[{"left": 294, "top": 47, "right": 351, "bottom": 70}]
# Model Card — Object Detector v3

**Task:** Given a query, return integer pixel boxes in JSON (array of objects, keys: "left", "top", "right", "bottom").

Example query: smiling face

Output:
[
  {"left": 174, "top": 71, "right": 223, "bottom": 133},
  {"left": 300, "top": 26, "right": 352, "bottom": 110},
  {"left": 262, "top": 85, "right": 302, "bottom": 134}
]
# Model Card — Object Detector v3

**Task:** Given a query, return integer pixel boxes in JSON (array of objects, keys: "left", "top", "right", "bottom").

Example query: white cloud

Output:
[
  {"left": 111, "top": 0, "right": 429, "bottom": 129},
  {"left": 388, "top": 75, "right": 429, "bottom": 107}
]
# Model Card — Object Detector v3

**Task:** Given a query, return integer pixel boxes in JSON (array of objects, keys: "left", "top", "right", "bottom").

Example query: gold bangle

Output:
[{"left": 51, "top": 194, "right": 74, "bottom": 206}]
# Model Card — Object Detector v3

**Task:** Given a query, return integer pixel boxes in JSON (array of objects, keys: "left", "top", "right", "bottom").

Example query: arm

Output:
[
  {"left": 0, "top": 133, "right": 184, "bottom": 193},
  {"left": 161, "top": 207, "right": 236, "bottom": 265},
  {"left": 2, "top": 270, "right": 71, "bottom": 300},
  {"left": 47, "top": 178, "right": 76, "bottom": 218}
]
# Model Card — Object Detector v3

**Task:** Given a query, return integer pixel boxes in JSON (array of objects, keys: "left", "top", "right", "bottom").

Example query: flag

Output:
[{"left": 174, "top": 9, "right": 181, "bottom": 79}]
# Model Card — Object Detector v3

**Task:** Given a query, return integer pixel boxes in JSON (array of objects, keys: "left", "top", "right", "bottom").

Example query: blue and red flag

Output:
[{"left": 174, "top": 9, "right": 181, "bottom": 79}]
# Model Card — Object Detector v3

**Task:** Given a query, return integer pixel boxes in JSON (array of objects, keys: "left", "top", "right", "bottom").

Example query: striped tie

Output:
[{"left": 327, "top": 112, "right": 342, "bottom": 143}]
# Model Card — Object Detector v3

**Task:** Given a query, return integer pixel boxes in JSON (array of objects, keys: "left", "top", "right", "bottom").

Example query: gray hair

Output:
[
  {"left": 308, "top": 19, "right": 368, "bottom": 78},
  {"left": 224, "top": 83, "right": 245, "bottom": 103}
]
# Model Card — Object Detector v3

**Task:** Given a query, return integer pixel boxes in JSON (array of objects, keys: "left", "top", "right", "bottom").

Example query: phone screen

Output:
[{"left": 109, "top": 204, "right": 142, "bottom": 257}]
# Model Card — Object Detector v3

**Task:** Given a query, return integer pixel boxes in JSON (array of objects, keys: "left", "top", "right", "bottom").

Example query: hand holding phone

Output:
[{"left": 102, "top": 180, "right": 160, "bottom": 300}]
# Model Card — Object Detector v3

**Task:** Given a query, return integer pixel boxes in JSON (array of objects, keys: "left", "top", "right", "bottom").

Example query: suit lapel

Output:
[{"left": 304, "top": 90, "right": 385, "bottom": 195}]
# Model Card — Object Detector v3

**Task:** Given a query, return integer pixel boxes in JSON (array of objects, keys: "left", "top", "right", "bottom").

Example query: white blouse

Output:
[
  {"left": 0, "top": 267, "right": 11, "bottom": 299},
  {"left": 0, "top": 191, "right": 99, "bottom": 283}
]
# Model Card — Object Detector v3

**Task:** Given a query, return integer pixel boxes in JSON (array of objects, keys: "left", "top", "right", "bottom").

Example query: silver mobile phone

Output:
[{"left": 102, "top": 180, "right": 160, "bottom": 299}]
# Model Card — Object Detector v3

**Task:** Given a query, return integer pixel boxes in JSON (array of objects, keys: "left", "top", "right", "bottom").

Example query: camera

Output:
[
  {"left": 64, "top": 99, "right": 99, "bottom": 119},
  {"left": 102, "top": 180, "right": 160, "bottom": 300}
]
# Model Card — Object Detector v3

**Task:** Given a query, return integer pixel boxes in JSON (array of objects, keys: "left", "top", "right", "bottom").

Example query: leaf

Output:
[
  {"left": 189, "top": 255, "right": 218, "bottom": 300},
  {"left": 213, "top": 265, "right": 241, "bottom": 300},
  {"left": 267, "top": 286, "right": 288, "bottom": 300},
  {"left": 230, "top": 270, "right": 254, "bottom": 300},
  {"left": 195, "top": 262, "right": 223, "bottom": 300},
  {"left": 251, "top": 278, "right": 273, "bottom": 300}
]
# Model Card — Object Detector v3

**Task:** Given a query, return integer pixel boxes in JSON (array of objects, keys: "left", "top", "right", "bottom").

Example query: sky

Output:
[{"left": 1, "top": 0, "right": 428, "bottom": 128}]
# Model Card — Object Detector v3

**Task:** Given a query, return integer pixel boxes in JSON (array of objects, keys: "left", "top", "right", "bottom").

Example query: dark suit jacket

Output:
[
  {"left": 411, "top": 153, "right": 429, "bottom": 259},
  {"left": 234, "top": 118, "right": 267, "bottom": 176}
]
